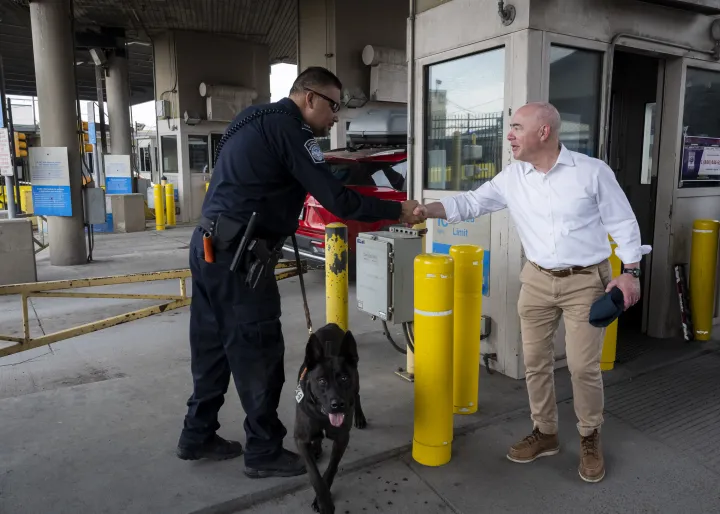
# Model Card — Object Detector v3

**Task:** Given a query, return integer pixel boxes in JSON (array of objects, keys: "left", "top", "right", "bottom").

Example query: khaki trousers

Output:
[{"left": 517, "top": 260, "right": 612, "bottom": 437}]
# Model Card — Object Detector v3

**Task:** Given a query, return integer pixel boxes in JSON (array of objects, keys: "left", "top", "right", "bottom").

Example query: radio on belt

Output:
[{"left": 355, "top": 226, "right": 424, "bottom": 324}]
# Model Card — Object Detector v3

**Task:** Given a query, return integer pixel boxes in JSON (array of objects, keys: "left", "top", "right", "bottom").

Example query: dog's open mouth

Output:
[{"left": 328, "top": 413, "right": 345, "bottom": 427}]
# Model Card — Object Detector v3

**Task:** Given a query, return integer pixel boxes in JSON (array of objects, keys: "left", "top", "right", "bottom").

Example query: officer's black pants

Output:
[{"left": 180, "top": 228, "right": 287, "bottom": 466}]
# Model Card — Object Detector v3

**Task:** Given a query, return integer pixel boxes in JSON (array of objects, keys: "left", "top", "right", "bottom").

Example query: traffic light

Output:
[
  {"left": 79, "top": 121, "right": 93, "bottom": 153},
  {"left": 14, "top": 132, "right": 27, "bottom": 158}
]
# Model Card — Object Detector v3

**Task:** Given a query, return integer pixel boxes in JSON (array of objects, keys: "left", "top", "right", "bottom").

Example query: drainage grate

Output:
[
  {"left": 615, "top": 338, "right": 654, "bottom": 364},
  {"left": 605, "top": 351, "right": 720, "bottom": 473}
]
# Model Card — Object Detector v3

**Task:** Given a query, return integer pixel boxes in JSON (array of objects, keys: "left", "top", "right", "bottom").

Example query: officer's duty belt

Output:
[{"left": 197, "top": 215, "right": 283, "bottom": 289}]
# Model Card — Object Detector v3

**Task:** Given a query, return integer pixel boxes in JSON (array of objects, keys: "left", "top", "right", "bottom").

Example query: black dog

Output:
[{"left": 294, "top": 323, "right": 367, "bottom": 513}]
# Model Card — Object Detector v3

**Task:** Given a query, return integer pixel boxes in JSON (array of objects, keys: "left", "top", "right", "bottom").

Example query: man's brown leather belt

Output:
[{"left": 531, "top": 261, "right": 594, "bottom": 277}]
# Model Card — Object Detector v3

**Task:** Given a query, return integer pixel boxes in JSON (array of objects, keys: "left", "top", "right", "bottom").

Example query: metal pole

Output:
[
  {"left": 0, "top": 56, "right": 17, "bottom": 219},
  {"left": 7, "top": 98, "right": 22, "bottom": 213}
]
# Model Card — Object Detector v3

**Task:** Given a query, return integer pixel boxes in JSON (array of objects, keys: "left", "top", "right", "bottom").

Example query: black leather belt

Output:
[{"left": 531, "top": 261, "right": 594, "bottom": 277}]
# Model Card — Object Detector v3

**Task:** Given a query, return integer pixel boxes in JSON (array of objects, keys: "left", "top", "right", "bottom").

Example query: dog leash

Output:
[{"left": 291, "top": 234, "right": 313, "bottom": 335}]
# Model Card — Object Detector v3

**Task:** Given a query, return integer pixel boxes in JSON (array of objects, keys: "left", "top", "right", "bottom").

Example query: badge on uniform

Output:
[
  {"left": 295, "top": 383, "right": 305, "bottom": 404},
  {"left": 304, "top": 139, "right": 325, "bottom": 164}
]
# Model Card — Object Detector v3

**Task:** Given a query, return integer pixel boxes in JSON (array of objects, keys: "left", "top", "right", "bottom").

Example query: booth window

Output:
[
  {"left": 139, "top": 147, "right": 153, "bottom": 173},
  {"left": 424, "top": 47, "right": 505, "bottom": 191},
  {"left": 189, "top": 135, "right": 209, "bottom": 173},
  {"left": 678, "top": 67, "right": 720, "bottom": 189},
  {"left": 549, "top": 45, "right": 603, "bottom": 158},
  {"left": 160, "top": 135, "right": 178, "bottom": 174}
]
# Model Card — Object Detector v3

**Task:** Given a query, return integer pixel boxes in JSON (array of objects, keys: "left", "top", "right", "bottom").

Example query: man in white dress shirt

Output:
[{"left": 414, "top": 102, "right": 644, "bottom": 483}]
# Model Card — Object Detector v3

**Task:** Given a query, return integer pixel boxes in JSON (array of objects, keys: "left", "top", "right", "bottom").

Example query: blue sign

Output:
[
  {"left": 88, "top": 121, "right": 97, "bottom": 145},
  {"left": 105, "top": 176, "right": 133, "bottom": 195},
  {"left": 29, "top": 147, "right": 73, "bottom": 217},
  {"left": 32, "top": 185, "right": 73, "bottom": 217},
  {"left": 432, "top": 241, "right": 490, "bottom": 296}
]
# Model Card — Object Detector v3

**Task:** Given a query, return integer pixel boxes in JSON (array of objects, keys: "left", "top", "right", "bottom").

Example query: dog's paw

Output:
[
  {"left": 354, "top": 414, "right": 368, "bottom": 429},
  {"left": 311, "top": 497, "right": 334, "bottom": 514}
]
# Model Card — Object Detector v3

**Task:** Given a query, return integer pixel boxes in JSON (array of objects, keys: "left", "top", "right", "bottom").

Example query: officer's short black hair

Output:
[{"left": 290, "top": 66, "right": 343, "bottom": 95}]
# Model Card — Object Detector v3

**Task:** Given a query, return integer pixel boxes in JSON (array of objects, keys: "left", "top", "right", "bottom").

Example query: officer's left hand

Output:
[
  {"left": 606, "top": 273, "right": 641, "bottom": 311},
  {"left": 400, "top": 200, "right": 425, "bottom": 225}
]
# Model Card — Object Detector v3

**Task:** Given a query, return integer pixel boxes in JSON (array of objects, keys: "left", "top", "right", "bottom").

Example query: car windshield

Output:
[{"left": 329, "top": 160, "right": 407, "bottom": 191}]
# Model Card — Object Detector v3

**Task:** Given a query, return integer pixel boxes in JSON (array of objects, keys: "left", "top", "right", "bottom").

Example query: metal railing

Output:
[
  {"left": 0, "top": 259, "right": 307, "bottom": 357},
  {"left": 426, "top": 112, "right": 504, "bottom": 191}
]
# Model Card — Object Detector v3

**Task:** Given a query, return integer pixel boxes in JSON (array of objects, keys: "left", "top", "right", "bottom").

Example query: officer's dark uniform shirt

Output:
[{"left": 202, "top": 97, "right": 403, "bottom": 239}]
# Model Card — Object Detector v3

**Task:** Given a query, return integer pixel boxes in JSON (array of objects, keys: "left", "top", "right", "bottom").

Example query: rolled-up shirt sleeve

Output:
[
  {"left": 595, "top": 162, "right": 643, "bottom": 264},
  {"left": 439, "top": 171, "right": 508, "bottom": 223}
]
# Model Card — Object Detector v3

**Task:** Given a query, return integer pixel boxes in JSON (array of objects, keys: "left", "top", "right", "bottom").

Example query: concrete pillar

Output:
[
  {"left": 105, "top": 49, "right": 132, "bottom": 156},
  {"left": 29, "top": 0, "right": 87, "bottom": 266}
]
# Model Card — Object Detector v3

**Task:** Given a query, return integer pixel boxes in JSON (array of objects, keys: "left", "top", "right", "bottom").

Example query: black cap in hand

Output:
[{"left": 589, "top": 287, "right": 624, "bottom": 328}]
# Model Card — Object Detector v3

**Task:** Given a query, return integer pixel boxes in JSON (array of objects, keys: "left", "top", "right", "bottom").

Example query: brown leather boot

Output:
[
  {"left": 578, "top": 429, "right": 605, "bottom": 483},
  {"left": 507, "top": 427, "right": 560, "bottom": 463}
]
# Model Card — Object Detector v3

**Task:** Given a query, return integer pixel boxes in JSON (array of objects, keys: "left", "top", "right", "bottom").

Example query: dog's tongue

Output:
[{"left": 329, "top": 413, "right": 345, "bottom": 427}]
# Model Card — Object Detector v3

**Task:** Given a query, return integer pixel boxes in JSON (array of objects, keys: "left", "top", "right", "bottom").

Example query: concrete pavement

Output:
[{"left": 0, "top": 226, "right": 718, "bottom": 514}]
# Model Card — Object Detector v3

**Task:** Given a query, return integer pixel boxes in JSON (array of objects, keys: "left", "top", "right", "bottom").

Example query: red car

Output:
[{"left": 282, "top": 146, "right": 408, "bottom": 277}]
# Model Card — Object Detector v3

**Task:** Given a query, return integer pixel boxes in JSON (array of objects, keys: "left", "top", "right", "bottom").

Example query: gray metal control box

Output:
[
  {"left": 83, "top": 187, "right": 107, "bottom": 225},
  {"left": 355, "top": 227, "right": 423, "bottom": 324}
]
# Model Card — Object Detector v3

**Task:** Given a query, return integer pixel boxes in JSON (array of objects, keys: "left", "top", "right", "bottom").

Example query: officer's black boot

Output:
[
  {"left": 244, "top": 448, "right": 307, "bottom": 479},
  {"left": 176, "top": 434, "right": 244, "bottom": 461}
]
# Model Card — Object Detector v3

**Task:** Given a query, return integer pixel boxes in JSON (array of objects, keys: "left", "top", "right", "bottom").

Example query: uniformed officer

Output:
[{"left": 176, "top": 66, "right": 422, "bottom": 478}]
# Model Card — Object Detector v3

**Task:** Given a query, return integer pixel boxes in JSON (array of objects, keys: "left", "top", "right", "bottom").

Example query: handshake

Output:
[{"left": 399, "top": 200, "right": 429, "bottom": 226}]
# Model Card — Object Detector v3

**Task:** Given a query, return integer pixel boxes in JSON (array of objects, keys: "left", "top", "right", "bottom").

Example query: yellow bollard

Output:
[
  {"left": 690, "top": 219, "right": 720, "bottom": 341},
  {"left": 165, "top": 183, "right": 176, "bottom": 227},
  {"left": 412, "top": 254, "right": 454, "bottom": 467},
  {"left": 153, "top": 184, "right": 165, "bottom": 231},
  {"left": 325, "top": 222, "right": 349, "bottom": 331},
  {"left": 600, "top": 236, "right": 622, "bottom": 371},
  {"left": 450, "top": 245, "right": 483, "bottom": 414}
]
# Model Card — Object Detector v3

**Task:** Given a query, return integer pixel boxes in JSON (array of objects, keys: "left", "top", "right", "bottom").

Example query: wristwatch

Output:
[{"left": 622, "top": 267, "right": 641, "bottom": 278}]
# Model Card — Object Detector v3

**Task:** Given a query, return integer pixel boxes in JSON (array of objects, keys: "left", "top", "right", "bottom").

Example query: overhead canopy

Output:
[{"left": 0, "top": 0, "right": 298, "bottom": 104}]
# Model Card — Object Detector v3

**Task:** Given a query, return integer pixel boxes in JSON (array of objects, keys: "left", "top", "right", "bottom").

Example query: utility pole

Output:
[{"left": 0, "top": 54, "right": 17, "bottom": 219}]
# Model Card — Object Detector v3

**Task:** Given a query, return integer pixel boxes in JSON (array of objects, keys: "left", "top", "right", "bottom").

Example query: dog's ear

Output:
[
  {"left": 340, "top": 330, "right": 359, "bottom": 367},
  {"left": 305, "top": 333, "right": 324, "bottom": 368}
]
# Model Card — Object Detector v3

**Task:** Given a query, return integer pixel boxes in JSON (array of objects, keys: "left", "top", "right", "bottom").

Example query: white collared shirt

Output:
[{"left": 439, "top": 145, "right": 643, "bottom": 269}]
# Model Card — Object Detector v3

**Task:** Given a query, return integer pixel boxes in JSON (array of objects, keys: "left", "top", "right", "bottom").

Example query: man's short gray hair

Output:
[{"left": 525, "top": 102, "right": 562, "bottom": 138}]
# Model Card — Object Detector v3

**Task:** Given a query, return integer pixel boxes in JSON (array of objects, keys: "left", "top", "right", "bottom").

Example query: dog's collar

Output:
[{"left": 295, "top": 367, "right": 316, "bottom": 405}]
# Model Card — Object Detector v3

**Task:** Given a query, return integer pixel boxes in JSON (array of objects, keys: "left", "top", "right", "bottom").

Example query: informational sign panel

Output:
[
  {"left": 0, "top": 128, "right": 13, "bottom": 177},
  {"left": 88, "top": 121, "right": 97, "bottom": 145},
  {"left": 104, "top": 154, "right": 132, "bottom": 194},
  {"left": 430, "top": 215, "right": 491, "bottom": 296},
  {"left": 29, "top": 147, "right": 72, "bottom": 217},
  {"left": 680, "top": 136, "right": 720, "bottom": 185}
]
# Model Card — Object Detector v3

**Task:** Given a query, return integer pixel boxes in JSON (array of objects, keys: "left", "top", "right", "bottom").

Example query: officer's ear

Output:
[
  {"left": 305, "top": 333, "right": 324, "bottom": 368},
  {"left": 306, "top": 90, "right": 317, "bottom": 111}
]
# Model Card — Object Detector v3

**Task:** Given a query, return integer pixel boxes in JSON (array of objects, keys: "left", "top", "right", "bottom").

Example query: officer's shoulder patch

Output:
[{"left": 304, "top": 138, "right": 325, "bottom": 164}]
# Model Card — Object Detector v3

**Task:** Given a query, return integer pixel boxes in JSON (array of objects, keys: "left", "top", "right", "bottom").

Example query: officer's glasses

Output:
[{"left": 305, "top": 88, "right": 340, "bottom": 113}]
